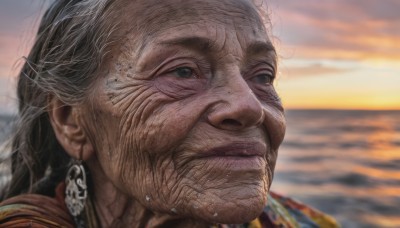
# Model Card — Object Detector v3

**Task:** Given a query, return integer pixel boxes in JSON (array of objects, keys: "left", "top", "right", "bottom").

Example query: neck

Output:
[{"left": 87, "top": 159, "right": 209, "bottom": 228}]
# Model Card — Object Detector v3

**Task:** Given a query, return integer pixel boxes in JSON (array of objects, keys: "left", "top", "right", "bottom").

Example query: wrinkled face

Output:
[{"left": 89, "top": 0, "right": 285, "bottom": 224}]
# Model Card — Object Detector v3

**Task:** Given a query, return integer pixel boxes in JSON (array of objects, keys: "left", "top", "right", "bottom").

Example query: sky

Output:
[
  {"left": 268, "top": 0, "right": 400, "bottom": 110},
  {"left": 0, "top": 0, "right": 399, "bottom": 114}
]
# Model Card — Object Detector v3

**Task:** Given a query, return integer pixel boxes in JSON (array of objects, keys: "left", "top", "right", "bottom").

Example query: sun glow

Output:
[{"left": 268, "top": 0, "right": 400, "bottom": 111}]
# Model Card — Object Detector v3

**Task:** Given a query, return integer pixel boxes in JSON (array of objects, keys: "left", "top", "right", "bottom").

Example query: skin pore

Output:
[{"left": 60, "top": 0, "right": 286, "bottom": 227}]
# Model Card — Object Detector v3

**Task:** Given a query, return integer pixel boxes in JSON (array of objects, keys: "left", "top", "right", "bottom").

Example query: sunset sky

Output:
[
  {"left": 0, "top": 0, "right": 399, "bottom": 114},
  {"left": 269, "top": 0, "right": 400, "bottom": 110}
]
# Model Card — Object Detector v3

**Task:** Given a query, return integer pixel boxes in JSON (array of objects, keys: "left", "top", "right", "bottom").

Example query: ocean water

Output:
[
  {"left": 1, "top": 110, "right": 399, "bottom": 227},
  {"left": 0, "top": 115, "right": 13, "bottom": 143},
  {"left": 272, "top": 110, "right": 400, "bottom": 228},
  {"left": 0, "top": 114, "right": 13, "bottom": 188}
]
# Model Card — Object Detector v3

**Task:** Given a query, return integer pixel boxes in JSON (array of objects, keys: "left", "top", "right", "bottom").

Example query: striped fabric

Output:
[
  {"left": 0, "top": 188, "right": 339, "bottom": 227},
  {"left": 213, "top": 192, "right": 340, "bottom": 228}
]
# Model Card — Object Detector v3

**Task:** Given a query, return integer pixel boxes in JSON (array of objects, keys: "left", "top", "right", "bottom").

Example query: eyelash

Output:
[
  {"left": 253, "top": 74, "right": 273, "bottom": 84},
  {"left": 167, "top": 66, "right": 198, "bottom": 79},
  {"left": 158, "top": 58, "right": 275, "bottom": 85},
  {"left": 249, "top": 68, "right": 275, "bottom": 85},
  {"left": 156, "top": 57, "right": 207, "bottom": 80}
]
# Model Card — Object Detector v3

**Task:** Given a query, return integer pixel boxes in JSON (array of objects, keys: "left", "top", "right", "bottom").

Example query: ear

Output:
[{"left": 48, "top": 97, "right": 94, "bottom": 161}]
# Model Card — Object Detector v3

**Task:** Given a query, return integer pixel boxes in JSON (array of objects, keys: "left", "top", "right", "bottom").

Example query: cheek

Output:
[
  {"left": 90, "top": 71, "right": 283, "bottom": 222},
  {"left": 99, "top": 77, "right": 211, "bottom": 188}
]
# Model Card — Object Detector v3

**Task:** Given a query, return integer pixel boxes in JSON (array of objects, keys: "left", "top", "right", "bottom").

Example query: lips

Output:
[{"left": 200, "top": 142, "right": 265, "bottom": 158}]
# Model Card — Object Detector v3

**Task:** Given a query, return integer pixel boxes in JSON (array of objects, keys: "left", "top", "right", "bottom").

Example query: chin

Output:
[
  {"left": 188, "top": 183, "right": 269, "bottom": 224},
  {"left": 212, "top": 198, "right": 266, "bottom": 224}
]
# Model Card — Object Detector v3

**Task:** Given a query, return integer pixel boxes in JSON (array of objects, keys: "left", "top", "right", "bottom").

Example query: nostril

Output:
[{"left": 221, "top": 119, "right": 242, "bottom": 127}]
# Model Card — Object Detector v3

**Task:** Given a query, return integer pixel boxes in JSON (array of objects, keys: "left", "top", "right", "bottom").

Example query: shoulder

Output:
[
  {"left": 213, "top": 192, "right": 340, "bottom": 228},
  {"left": 0, "top": 194, "right": 74, "bottom": 227}
]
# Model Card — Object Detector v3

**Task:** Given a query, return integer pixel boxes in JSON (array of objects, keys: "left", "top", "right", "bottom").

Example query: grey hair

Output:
[{"left": 3, "top": 0, "right": 118, "bottom": 199}]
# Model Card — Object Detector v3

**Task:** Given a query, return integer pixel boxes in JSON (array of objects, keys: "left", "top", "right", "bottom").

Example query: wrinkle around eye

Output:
[
  {"left": 152, "top": 56, "right": 211, "bottom": 80},
  {"left": 250, "top": 84, "right": 282, "bottom": 107},
  {"left": 154, "top": 75, "right": 207, "bottom": 100},
  {"left": 249, "top": 72, "right": 275, "bottom": 85},
  {"left": 162, "top": 65, "right": 200, "bottom": 80},
  {"left": 242, "top": 60, "right": 276, "bottom": 82}
]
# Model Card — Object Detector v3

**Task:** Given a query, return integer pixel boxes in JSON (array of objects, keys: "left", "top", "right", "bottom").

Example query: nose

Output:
[{"left": 207, "top": 77, "right": 264, "bottom": 131}]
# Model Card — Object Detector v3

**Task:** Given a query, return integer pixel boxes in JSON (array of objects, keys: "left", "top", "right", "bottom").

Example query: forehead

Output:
[
  {"left": 114, "top": 0, "right": 271, "bottom": 62},
  {"left": 119, "top": 0, "right": 266, "bottom": 39}
]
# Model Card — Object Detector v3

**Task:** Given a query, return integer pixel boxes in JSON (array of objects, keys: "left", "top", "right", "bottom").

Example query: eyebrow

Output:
[
  {"left": 245, "top": 41, "right": 277, "bottom": 69},
  {"left": 246, "top": 41, "right": 276, "bottom": 56},
  {"left": 159, "top": 36, "right": 277, "bottom": 58},
  {"left": 159, "top": 36, "right": 215, "bottom": 53}
]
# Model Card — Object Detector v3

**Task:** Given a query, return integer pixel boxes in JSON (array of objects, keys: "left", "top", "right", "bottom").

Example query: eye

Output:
[
  {"left": 251, "top": 73, "right": 274, "bottom": 85},
  {"left": 172, "top": 67, "right": 196, "bottom": 79}
]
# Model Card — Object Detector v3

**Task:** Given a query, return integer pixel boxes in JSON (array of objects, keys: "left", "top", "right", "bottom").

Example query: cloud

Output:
[
  {"left": 270, "top": 0, "right": 400, "bottom": 23},
  {"left": 0, "top": 33, "right": 35, "bottom": 79},
  {"left": 281, "top": 64, "right": 352, "bottom": 78},
  {"left": 269, "top": 0, "right": 400, "bottom": 61},
  {"left": 0, "top": 0, "right": 51, "bottom": 34},
  {"left": 0, "top": 1, "right": 51, "bottom": 78}
]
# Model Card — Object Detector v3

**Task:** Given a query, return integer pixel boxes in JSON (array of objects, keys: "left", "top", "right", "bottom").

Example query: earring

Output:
[{"left": 65, "top": 160, "right": 88, "bottom": 218}]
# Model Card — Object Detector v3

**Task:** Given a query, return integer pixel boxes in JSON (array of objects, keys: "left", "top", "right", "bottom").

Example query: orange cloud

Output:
[
  {"left": 279, "top": 45, "right": 400, "bottom": 62},
  {"left": 270, "top": 0, "right": 400, "bottom": 62},
  {"left": 0, "top": 34, "right": 35, "bottom": 78},
  {"left": 279, "top": 64, "right": 352, "bottom": 78}
]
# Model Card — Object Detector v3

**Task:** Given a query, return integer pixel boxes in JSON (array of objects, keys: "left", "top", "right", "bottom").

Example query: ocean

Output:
[
  {"left": 271, "top": 110, "right": 400, "bottom": 228},
  {"left": 1, "top": 110, "right": 399, "bottom": 227}
]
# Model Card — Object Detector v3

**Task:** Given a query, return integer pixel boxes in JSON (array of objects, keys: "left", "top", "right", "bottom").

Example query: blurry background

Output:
[
  {"left": 267, "top": 1, "right": 400, "bottom": 227},
  {"left": 0, "top": 0, "right": 399, "bottom": 227}
]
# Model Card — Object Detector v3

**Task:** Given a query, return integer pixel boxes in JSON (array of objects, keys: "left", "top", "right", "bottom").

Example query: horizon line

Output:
[{"left": 285, "top": 108, "right": 400, "bottom": 112}]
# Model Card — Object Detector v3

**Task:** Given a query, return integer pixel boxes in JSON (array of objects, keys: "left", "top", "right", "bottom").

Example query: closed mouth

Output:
[{"left": 200, "top": 141, "right": 265, "bottom": 158}]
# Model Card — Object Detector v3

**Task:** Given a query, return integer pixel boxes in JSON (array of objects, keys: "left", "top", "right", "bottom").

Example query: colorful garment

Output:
[
  {"left": 213, "top": 192, "right": 339, "bottom": 228},
  {"left": 0, "top": 189, "right": 339, "bottom": 227},
  {"left": 0, "top": 194, "right": 74, "bottom": 227}
]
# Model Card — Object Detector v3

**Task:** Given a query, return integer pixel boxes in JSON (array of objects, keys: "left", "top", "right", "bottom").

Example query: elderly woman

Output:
[{"left": 0, "top": 0, "right": 338, "bottom": 227}]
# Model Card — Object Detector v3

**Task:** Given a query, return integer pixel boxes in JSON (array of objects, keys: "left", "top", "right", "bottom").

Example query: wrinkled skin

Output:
[{"left": 82, "top": 0, "right": 286, "bottom": 226}]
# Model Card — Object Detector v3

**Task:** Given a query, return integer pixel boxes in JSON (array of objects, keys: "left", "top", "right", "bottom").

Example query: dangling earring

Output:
[{"left": 65, "top": 160, "right": 88, "bottom": 219}]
